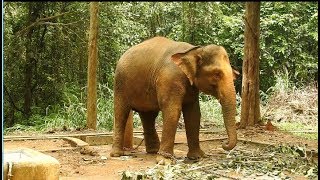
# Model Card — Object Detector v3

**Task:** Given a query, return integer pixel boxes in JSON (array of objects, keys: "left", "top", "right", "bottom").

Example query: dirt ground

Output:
[{"left": 4, "top": 127, "right": 318, "bottom": 179}]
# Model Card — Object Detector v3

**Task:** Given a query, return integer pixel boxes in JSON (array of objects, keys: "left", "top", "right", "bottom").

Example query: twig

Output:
[
  {"left": 237, "top": 160, "right": 266, "bottom": 164},
  {"left": 187, "top": 163, "right": 215, "bottom": 171},
  {"left": 200, "top": 137, "right": 228, "bottom": 142},
  {"left": 16, "top": 12, "right": 71, "bottom": 36},
  {"left": 3, "top": 85, "right": 25, "bottom": 114},
  {"left": 286, "top": 130, "right": 318, "bottom": 134},
  {"left": 133, "top": 138, "right": 144, "bottom": 150},
  {"left": 204, "top": 170, "right": 240, "bottom": 180},
  {"left": 41, "top": 22, "right": 79, "bottom": 26}
]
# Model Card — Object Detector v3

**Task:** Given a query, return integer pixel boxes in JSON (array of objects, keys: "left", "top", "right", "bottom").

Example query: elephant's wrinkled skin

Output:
[{"left": 110, "top": 37, "right": 238, "bottom": 162}]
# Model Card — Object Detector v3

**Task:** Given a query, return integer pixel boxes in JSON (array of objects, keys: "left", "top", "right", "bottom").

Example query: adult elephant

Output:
[{"left": 110, "top": 37, "right": 238, "bottom": 163}]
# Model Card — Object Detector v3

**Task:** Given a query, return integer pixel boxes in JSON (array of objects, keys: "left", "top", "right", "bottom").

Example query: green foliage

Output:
[
  {"left": 42, "top": 83, "right": 116, "bottom": 131},
  {"left": 199, "top": 92, "right": 242, "bottom": 128},
  {"left": 96, "top": 83, "right": 115, "bottom": 130},
  {"left": 3, "top": 2, "right": 318, "bottom": 129},
  {"left": 260, "top": 2, "right": 318, "bottom": 90}
]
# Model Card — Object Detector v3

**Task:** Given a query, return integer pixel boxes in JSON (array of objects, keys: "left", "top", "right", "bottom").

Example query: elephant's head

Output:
[{"left": 171, "top": 45, "right": 239, "bottom": 150}]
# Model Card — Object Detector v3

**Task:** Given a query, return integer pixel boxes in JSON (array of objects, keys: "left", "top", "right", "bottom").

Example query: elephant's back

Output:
[
  {"left": 117, "top": 37, "right": 192, "bottom": 68},
  {"left": 115, "top": 36, "right": 194, "bottom": 84}
]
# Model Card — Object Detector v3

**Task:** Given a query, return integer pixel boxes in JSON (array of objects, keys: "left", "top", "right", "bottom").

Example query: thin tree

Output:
[
  {"left": 240, "top": 2, "right": 261, "bottom": 128},
  {"left": 86, "top": 2, "right": 99, "bottom": 130},
  {"left": 24, "top": 3, "right": 41, "bottom": 120}
]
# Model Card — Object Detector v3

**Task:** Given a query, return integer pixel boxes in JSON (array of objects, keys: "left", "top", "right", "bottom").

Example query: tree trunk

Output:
[
  {"left": 6, "top": 104, "right": 15, "bottom": 128},
  {"left": 182, "top": 2, "right": 186, "bottom": 41},
  {"left": 149, "top": 2, "right": 157, "bottom": 37},
  {"left": 24, "top": 3, "right": 40, "bottom": 120},
  {"left": 188, "top": 2, "right": 196, "bottom": 43},
  {"left": 240, "top": 2, "right": 261, "bottom": 128},
  {"left": 24, "top": 44, "right": 33, "bottom": 119},
  {"left": 86, "top": 2, "right": 99, "bottom": 130}
]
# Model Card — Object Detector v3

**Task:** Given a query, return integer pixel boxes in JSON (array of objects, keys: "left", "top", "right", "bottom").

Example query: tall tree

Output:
[
  {"left": 24, "top": 3, "right": 43, "bottom": 119},
  {"left": 86, "top": 2, "right": 99, "bottom": 130},
  {"left": 240, "top": 2, "right": 261, "bottom": 128}
]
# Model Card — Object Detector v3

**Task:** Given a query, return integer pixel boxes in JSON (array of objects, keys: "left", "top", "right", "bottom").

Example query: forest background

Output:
[{"left": 3, "top": 2, "right": 318, "bottom": 133}]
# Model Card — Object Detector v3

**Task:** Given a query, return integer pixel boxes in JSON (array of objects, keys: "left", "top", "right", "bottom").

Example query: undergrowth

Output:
[
  {"left": 261, "top": 73, "right": 318, "bottom": 140},
  {"left": 4, "top": 73, "right": 318, "bottom": 139},
  {"left": 121, "top": 143, "right": 318, "bottom": 179}
]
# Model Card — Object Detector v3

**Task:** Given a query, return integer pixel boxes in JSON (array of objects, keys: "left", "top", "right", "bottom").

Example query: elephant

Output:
[{"left": 110, "top": 36, "right": 238, "bottom": 163}]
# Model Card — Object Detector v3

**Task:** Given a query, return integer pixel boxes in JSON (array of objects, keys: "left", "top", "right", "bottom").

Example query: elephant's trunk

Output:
[{"left": 219, "top": 82, "right": 237, "bottom": 151}]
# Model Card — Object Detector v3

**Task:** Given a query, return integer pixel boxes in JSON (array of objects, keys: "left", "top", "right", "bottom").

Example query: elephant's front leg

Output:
[
  {"left": 157, "top": 104, "right": 182, "bottom": 164},
  {"left": 182, "top": 100, "right": 206, "bottom": 160}
]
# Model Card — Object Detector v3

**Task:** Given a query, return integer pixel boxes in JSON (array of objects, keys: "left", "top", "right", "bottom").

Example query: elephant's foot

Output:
[
  {"left": 146, "top": 147, "right": 159, "bottom": 154},
  {"left": 110, "top": 147, "right": 124, "bottom": 157},
  {"left": 156, "top": 151, "right": 176, "bottom": 165},
  {"left": 144, "top": 133, "right": 160, "bottom": 154},
  {"left": 187, "top": 148, "right": 207, "bottom": 160},
  {"left": 146, "top": 141, "right": 160, "bottom": 154}
]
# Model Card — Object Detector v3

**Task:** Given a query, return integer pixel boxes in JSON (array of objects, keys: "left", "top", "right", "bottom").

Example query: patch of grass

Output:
[
  {"left": 4, "top": 124, "right": 41, "bottom": 134},
  {"left": 4, "top": 83, "right": 116, "bottom": 134},
  {"left": 199, "top": 93, "right": 242, "bottom": 129},
  {"left": 275, "top": 122, "right": 318, "bottom": 140},
  {"left": 199, "top": 94, "right": 223, "bottom": 128},
  {"left": 96, "top": 83, "right": 115, "bottom": 131}
]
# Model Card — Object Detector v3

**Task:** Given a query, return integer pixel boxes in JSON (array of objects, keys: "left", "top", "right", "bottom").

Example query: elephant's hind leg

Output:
[
  {"left": 123, "top": 110, "right": 134, "bottom": 150},
  {"left": 138, "top": 111, "right": 160, "bottom": 153},
  {"left": 110, "top": 94, "right": 131, "bottom": 157}
]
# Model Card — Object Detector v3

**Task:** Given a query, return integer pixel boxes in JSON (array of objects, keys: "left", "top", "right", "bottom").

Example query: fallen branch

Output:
[{"left": 4, "top": 132, "right": 113, "bottom": 140}]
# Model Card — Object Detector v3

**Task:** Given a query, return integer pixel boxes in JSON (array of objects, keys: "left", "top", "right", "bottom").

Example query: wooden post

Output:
[
  {"left": 86, "top": 2, "right": 99, "bottom": 130},
  {"left": 240, "top": 2, "right": 261, "bottom": 128}
]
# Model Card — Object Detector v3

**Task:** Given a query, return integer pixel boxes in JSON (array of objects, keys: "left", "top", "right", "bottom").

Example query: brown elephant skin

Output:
[{"left": 110, "top": 37, "right": 238, "bottom": 163}]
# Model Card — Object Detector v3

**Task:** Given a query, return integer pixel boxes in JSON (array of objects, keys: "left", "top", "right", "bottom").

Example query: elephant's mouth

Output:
[
  {"left": 196, "top": 85, "right": 219, "bottom": 98},
  {"left": 194, "top": 79, "right": 220, "bottom": 98},
  {"left": 208, "top": 85, "right": 220, "bottom": 99}
]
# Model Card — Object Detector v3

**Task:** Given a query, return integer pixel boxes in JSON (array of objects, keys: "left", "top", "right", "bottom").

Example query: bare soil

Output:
[{"left": 4, "top": 127, "right": 318, "bottom": 179}]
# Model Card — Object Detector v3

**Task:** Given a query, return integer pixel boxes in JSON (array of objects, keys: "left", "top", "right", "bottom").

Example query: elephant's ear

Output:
[{"left": 171, "top": 46, "right": 201, "bottom": 86}]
